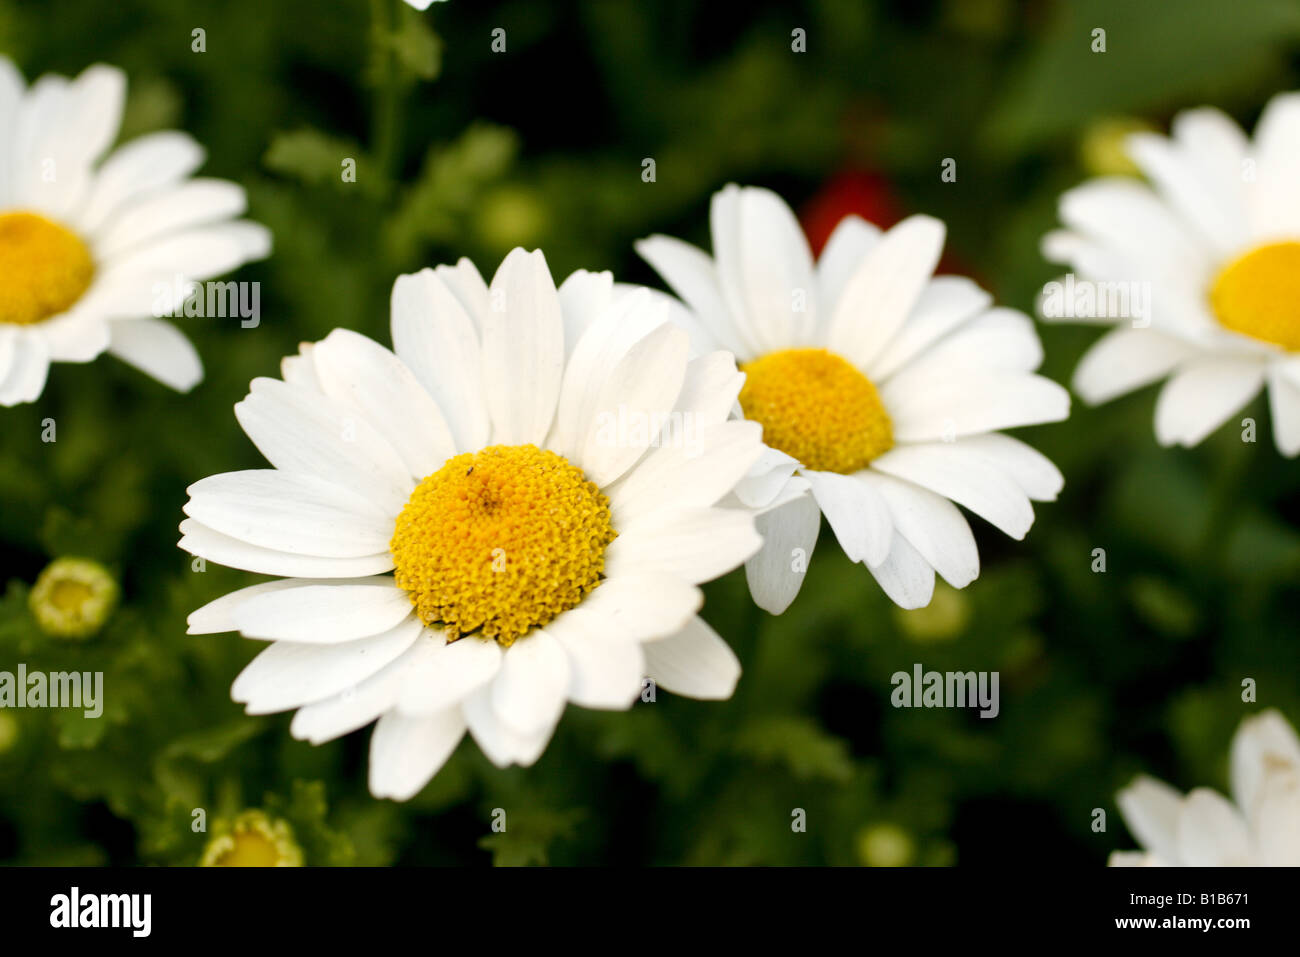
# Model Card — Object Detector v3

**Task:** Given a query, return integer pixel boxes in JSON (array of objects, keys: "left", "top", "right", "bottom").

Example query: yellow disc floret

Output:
[
  {"left": 391, "top": 444, "right": 616, "bottom": 646},
  {"left": 1210, "top": 241, "right": 1300, "bottom": 351},
  {"left": 739, "top": 347, "right": 894, "bottom": 473},
  {"left": 200, "top": 810, "right": 303, "bottom": 867},
  {"left": 0, "top": 211, "right": 95, "bottom": 325}
]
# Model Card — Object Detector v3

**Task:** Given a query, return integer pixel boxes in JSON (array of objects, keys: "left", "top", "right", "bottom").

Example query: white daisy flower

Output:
[
  {"left": 182, "top": 248, "right": 764, "bottom": 801},
  {"left": 635, "top": 185, "right": 1069, "bottom": 613},
  {"left": 1044, "top": 92, "right": 1300, "bottom": 455},
  {"left": 1111, "top": 709, "right": 1300, "bottom": 866},
  {"left": 0, "top": 58, "right": 270, "bottom": 405}
]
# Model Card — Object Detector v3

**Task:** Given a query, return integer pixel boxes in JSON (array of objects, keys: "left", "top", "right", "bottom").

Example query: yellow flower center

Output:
[
  {"left": 0, "top": 211, "right": 96, "bottom": 325},
  {"left": 1210, "top": 240, "right": 1300, "bottom": 351},
  {"left": 739, "top": 347, "right": 894, "bottom": 474},
  {"left": 28, "top": 556, "right": 118, "bottom": 641},
  {"left": 390, "top": 444, "right": 616, "bottom": 646},
  {"left": 200, "top": 811, "right": 302, "bottom": 867}
]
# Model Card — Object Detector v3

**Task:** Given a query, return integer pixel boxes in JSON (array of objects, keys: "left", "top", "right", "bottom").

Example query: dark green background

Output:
[{"left": 1, "top": 0, "right": 1298, "bottom": 865}]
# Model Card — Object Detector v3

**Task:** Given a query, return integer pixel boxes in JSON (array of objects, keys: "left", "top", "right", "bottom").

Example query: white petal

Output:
[
  {"left": 230, "top": 578, "right": 413, "bottom": 643},
  {"left": 607, "top": 421, "right": 761, "bottom": 524},
  {"left": 732, "top": 446, "right": 801, "bottom": 509},
  {"left": 556, "top": 268, "right": 614, "bottom": 356},
  {"left": 489, "top": 630, "right": 571, "bottom": 736},
  {"left": 671, "top": 351, "right": 745, "bottom": 429},
  {"left": 548, "top": 287, "right": 669, "bottom": 462},
  {"left": 816, "top": 214, "right": 881, "bottom": 316},
  {"left": 734, "top": 186, "right": 818, "bottom": 348},
  {"left": 235, "top": 376, "right": 412, "bottom": 514},
  {"left": 804, "top": 469, "right": 892, "bottom": 566},
  {"left": 1268, "top": 365, "right": 1300, "bottom": 457},
  {"left": 106, "top": 319, "right": 202, "bottom": 392},
  {"left": 179, "top": 518, "right": 393, "bottom": 578},
  {"left": 1229, "top": 709, "right": 1300, "bottom": 819},
  {"left": 545, "top": 607, "right": 645, "bottom": 710},
  {"left": 367, "top": 707, "right": 467, "bottom": 801},
  {"left": 232, "top": 616, "right": 422, "bottom": 714},
  {"left": 0, "top": 332, "right": 50, "bottom": 406},
  {"left": 290, "top": 637, "right": 441, "bottom": 744},
  {"left": 951, "top": 433, "right": 1064, "bottom": 502},
  {"left": 862, "top": 471, "right": 978, "bottom": 588},
  {"left": 482, "top": 248, "right": 565, "bottom": 445},
  {"left": 435, "top": 257, "right": 491, "bottom": 327},
  {"left": 187, "top": 579, "right": 306, "bottom": 634},
  {"left": 865, "top": 533, "right": 935, "bottom": 609},
  {"left": 1126, "top": 131, "right": 1246, "bottom": 256},
  {"left": 1058, "top": 178, "right": 1211, "bottom": 280},
  {"left": 744, "top": 491, "right": 820, "bottom": 614},
  {"left": 1154, "top": 356, "right": 1264, "bottom": 448},
  {"left": 1072, "top": 326, "right": 1198, "bottom": 405},
  {"left": 183, "top": 470, "right": 394, "bottom": 557},
  {"left": 1116, "top": 774, "right": 1185, "bottom": 864},
  {"left": 1171, "top": 108, "right": 1248, "bottom": 217},
  {"left": 577, "top": 573, "right": 703, "bottom": 643},
  {"left": 826, "top": 215, "right": 946, "bottom": 370},
  {"left": 1253, "top": 771, "right": 1300, "bottom": 866},
  {"left": 642, "top": 616, "right": 739, "bottom": 700},
  {"left": 575, "top": 321, "right": 690, "bottom": 486},
  {"left": 394, "top": 634, "right": 502, "bottom": 716},
  {"left": 891, "top": 307, "right": 1043, "bottom": 381},
  {"left": 603, "top": 507, "right": 761, "bottom": 584},
  {"left": 311, "top": 328, "right": 455, "bottom": 479},
  {"left": 103, "top": 221, "right": 270, "bottom": 281},
  {"left": 463, "top": 685, "right": 556, "bottom": 768},
  {"left": 389, "top": 268, "right": 490, "bottom": 453},
  {"left": 1249, "top": 91, "right": 1300, "bottom": 241},
  {"left": 635, "top": 234, "right": 750, "bottom": 357},
  {"left": 886, "top": 370, "right": 1070, "bottom": 443},
  {"left": 93, "top": 179, "right": 248, "bottom": 258},
  {"left": 30, "top": 309, "right": 110, "bottom": 363},
  {"left": 1176, "top": 788, "right": 1252, "bottom": 866},
  {"left": 870, "top": 443, "right": 1035, "bottom": 539},
  {"left": 78, "top": 131, "right": 205, "bottom": 233},
  {"left": 868, "top": 276, "right": 992, "bottom": 381}
]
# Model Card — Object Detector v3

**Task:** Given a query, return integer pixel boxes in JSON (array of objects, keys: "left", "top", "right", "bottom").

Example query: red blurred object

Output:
[
  {"left": 800, "top": 170, "right": 904, "bottom": 258},
  {"left": 800, "top": 168, "right": 977, "bottom": 281}
]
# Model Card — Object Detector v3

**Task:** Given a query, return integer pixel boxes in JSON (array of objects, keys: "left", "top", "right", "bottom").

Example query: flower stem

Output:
[{"left": 369, "top": 0, "right": 402, "bottom": 185}]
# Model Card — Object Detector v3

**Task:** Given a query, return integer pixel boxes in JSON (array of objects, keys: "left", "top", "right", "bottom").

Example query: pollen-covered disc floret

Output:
[
  {"left": 391, "top": 444, "right": 617, "bottom": 645},
  {"left": 1210, "top": 241, "right": 1300, "bottom": 351},
  {"left": 0, "top": 211, "right": 95, "bottom": 326},
  {"left": 739, "top": 347, "right": 894, "bottom": 474}
]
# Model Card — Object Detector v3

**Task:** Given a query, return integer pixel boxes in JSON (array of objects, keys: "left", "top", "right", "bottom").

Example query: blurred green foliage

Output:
[{"left": 1, "top": 0, "right": 1298, "bottom": 866}]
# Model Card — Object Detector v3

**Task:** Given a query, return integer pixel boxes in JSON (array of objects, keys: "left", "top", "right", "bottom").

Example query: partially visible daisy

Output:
[
  {"left": 635, "top": 185, "right": 1068, "bottom": 613},
  {"left": 183, "top": 249, "right": 763, "bottom": 800},
  {"left": 1111, "top": 709, "right": 1300, "bottom": 866},
  {"left": 199, "top": 809, "right": 303, "bottom": 867},
  {"left": 0, "top": 58, "right": 270, "bottom": 405},
  {"left": 1044, "top": 92, "right": 1300, "bottom": 455}
]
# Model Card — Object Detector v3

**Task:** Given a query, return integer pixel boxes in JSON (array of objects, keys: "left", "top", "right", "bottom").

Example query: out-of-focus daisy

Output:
[
  {"left": 1044, "top": 92, "right": 1300, "bottom": 455},
  {"left": 635, "top": 185, "right": 1068, "bottom": 613},
  {"left": 0, "top": 58, "right": 270, "bottom": 406},
  {"left": 183, "top": 249, "right": 763, "bottom": 801},
  {"left": 1111, "top": 709, "right": 1300, "bottom": 866}
]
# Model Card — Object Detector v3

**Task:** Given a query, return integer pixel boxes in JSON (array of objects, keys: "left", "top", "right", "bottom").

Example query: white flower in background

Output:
[
  {"left": 635, "top": 185, "right": 1068, "bottom": 613},
  {"left": 1111, "top": 709, "right": 1300, "bottom": 866},
  {"left": 0, "top": 58, "right": 270, "bottom": 406},
  {"left": 183, "top": 249, "right": 763, "bottom": 801},
  {"left": 1044, "top": 92, "right": 1300, "bottom": 455}
]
